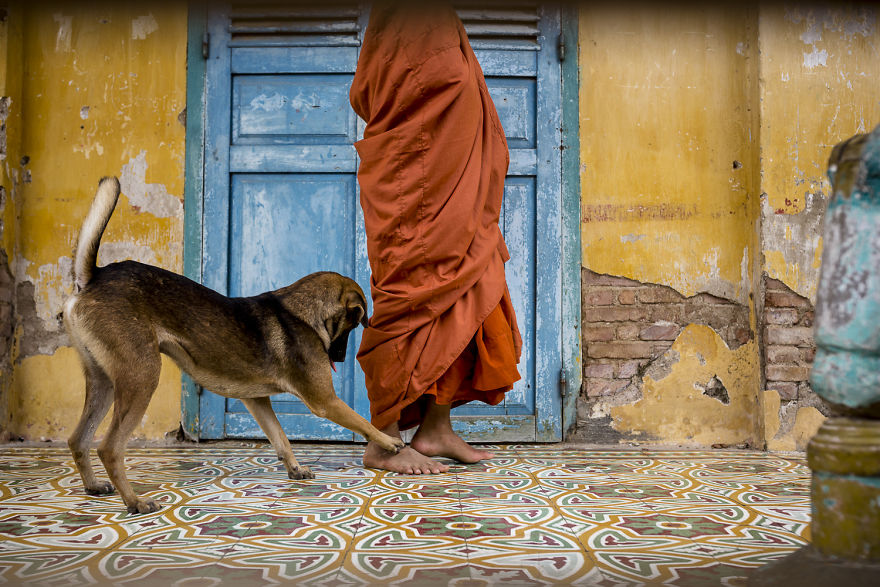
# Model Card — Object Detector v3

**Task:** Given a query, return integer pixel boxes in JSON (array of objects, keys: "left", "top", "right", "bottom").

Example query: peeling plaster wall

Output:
[
  {"left": 577, "top": 6, "right": 763, "bottom": 447},
  {"left": 759, "top": 6, "right": 880, "bottom": 303},
  {"left": 579, "top": 5, "right": 761, "bottom": 305},
  {"left": 609, "top": 325, "right": 761, "bottom": 447},
  {"left": 761, "top": 276, "right": 833, "bottom": 451},
  {"left": 4, "top": 4, "right": 187, "bottom": 440},
  {"left": 576, "top": 269, "right": 758, "bottom": 446},
  {"left": 577, "top": 4, "right": 878, "bottom": 448}
]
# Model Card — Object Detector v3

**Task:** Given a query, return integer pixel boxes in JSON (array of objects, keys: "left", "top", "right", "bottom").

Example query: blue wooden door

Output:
[{"left": 194, "top": 2, "right": 562, "bottom": 442}]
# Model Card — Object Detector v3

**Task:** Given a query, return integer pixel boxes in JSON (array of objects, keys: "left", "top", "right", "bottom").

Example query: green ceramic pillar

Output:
[
  {"left": 808, "top": 124, "right": 880, "bottom": 562},
  {"left": 752, "top": 126, "right": 880, "bottom": 584}
]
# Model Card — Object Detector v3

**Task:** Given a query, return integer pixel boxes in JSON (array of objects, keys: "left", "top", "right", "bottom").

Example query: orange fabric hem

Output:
[{"left": 384, "top": 295, "right": 521, "bottom": 431}]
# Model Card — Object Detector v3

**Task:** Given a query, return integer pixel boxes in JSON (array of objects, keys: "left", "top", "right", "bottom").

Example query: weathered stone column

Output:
[{"left": 752, "top": 126, "right": 880, "bottom": 584}]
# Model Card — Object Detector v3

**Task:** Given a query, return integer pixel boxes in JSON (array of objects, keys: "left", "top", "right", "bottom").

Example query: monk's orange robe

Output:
[{"left": 350, "top": 2, "right": 522, "bottom": 430}]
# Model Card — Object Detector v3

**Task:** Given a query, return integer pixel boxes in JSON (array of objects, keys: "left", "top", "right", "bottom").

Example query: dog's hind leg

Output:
[
  {"left": 240, "top": 396, "right": 314, "bottom": 480},
  {"left": 68, "top": 353, "right": 115, "bottom": 496},
  {"left": 97, "top": 349, "right": 162, "bottom": 514}
]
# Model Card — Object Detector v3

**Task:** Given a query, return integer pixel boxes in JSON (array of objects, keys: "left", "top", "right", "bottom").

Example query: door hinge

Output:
[
  {"left": 557, "top": 32, "right": 566, "bottom": 62},
  {"left": 559, "top": 368, "right": 568, "bottom": 398},
  {"left": 202, "top": 32, "right": 210, "bottom": 59}
]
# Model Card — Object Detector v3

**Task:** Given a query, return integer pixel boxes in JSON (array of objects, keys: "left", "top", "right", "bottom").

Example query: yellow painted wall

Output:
[
  {"left": 579, "top": 5, "right": 760, "bottom": 306},
  {"left": 758, "top": 5, "right": 877, "bottom": 449},
  {"left": 578, "top": 5, "right": 763, "bottom": 446},
  {"left": 6, "top": 4, "right": 187, "bottom": 440},
  {"left": 578, "top": 4, "right": 879, "bottom": 448},
  {"left": 759, "top": 5, "right": 880, "bottom": 302}
]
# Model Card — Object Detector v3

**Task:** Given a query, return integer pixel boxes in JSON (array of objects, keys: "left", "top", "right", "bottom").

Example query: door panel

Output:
[{"left": 233, "top": 75, "right": 356, "bottom": 144}]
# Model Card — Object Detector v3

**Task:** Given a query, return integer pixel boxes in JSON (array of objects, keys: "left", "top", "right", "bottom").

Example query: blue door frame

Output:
[{"left": 181, "top": 2, "right": 581, "bottom": 442}]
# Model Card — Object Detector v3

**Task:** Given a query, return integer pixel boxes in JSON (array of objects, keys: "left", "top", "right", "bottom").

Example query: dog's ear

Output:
[{"left": 341, "top": 289, "right": 368, "bottom": 329}]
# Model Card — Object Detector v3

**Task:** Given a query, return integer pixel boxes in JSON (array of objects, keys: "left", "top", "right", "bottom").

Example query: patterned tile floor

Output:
[{"left": 0, "top": 444, "right": 811, "bottom": 586}]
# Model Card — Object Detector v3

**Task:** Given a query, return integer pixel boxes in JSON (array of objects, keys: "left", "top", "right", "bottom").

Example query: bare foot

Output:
[
  {"left": 411, "top": 429, "right": 494, "bottom": 464},
  {"left": 410, "top": 396, "right": 494, "bottom": 464},
  {"left": 363, "top": 442, "right": 449, "bottom": 475}
]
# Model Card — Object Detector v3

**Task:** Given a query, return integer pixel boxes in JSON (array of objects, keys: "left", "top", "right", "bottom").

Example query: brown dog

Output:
[{"left": 63, "top": 177, "right": 404, "bottom": 514}]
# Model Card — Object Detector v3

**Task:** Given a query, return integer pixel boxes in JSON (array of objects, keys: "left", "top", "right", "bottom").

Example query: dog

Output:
[{"left": 63, "top": 177, "right": 404, "bottom": 514}]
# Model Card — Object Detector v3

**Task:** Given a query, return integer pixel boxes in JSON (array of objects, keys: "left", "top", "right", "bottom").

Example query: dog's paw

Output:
[
  {"left": 85, "top": 481, "right": 115, "bottom": 496},
  {"left": 380, "top": 437, "right": 405, "bottom": 454},
  {"left": 127, "top": 499, "right": 160, "bottom": 515},
  {"left": 288, "top": 466, "right": 315, "bottom": 480}
]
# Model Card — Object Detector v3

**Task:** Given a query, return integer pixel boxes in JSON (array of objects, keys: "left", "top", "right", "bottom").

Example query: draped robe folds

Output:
[{"left": 350, "top": 2, "right": 522, "bottom": 430}]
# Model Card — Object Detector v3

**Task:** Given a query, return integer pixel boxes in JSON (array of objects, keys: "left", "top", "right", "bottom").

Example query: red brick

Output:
[
  {"left": 589, "top": 306, "right": 650, "bottom": 322},
  {"left": 766, "top": 345, "right": 801, "bottom": 364},
  {"left": 800, "top": 311, "right": 814, "bottom": 327},
  {"left": 764, "top": 277, "right": 790, "bottom": 293},
  {"left": 585, "top": 378, "right": 629, "bottom": 397},
  {"left": 583, "top": 325, "right": 616, "bottom": 342},
  {"left": 617, "top": 323, "right": 640, "bottom": 340},
  {"left": 640, "top": 323, "right": 681, "bottom": 341},
  {"left": 638, "top": 288, "right": 683, "bottom": 304},
  {"left": 584, "top": 288, "right": 616, "bottom": 306},
  {"left": 617, "top": 289, "right": 637, "bottom": 305},
  {"left": 647, "top": 305, "right": 683, "bottom": 323},
  {"left": 765, "top": 326, "right": 814, "bottom": 346},
  {"left": 766, "top": 291, "right": 812, "bottom": 309},
  {"left": 767, "top": 364, "right": 811, "bottom": 382},
  {"left": 617, "top": 360, "right": 643, "bottom": 378},
  {"left": 802, "top": 346, "right": 816, "bottom": 362},
  {"left": 734, "top": 327, "right": 753, "bottom": 345},
  {"left": 584, "top": 362, "right": 615, "bottom": 379},
  {"left": 768, "top": 382, "right": 798, "bottom": 401},
  {"left": 651, "top": 341, "right": 676, "bottom": 356},
  {"left": 583, "top": 271, "right": 641, "bottom": 287},
  {"left": 587, "top": 341, "right": 654, "bottom": 359},
  {"left": 764, "top": 308, "right": 798, "bottom": 326}
]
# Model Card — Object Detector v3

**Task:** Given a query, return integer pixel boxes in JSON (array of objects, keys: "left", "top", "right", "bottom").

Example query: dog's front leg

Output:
[
  {"left": 239, "top": 397, "right": 313, "bottom": 480},
  {"left": 306, "top": 396, "right": 405, "bottom": 454}
]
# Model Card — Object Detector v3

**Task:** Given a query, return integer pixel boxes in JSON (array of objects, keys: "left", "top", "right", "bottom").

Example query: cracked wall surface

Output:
[
  {"left": 575, "top": 270, "right": 759, "bottom": 446},
  {"left": 1, "top": 5, "right": 187, "bottom": 440},
  {"left": 760, "top": 6, "right": 880, "bottom": 302},
  {"left": 755, "top": 6, "right": 878, "bottom": 448},
  {"left": 761, "top": 276, "right": 835, "bottom": 451},
  {"left": 576, "top": 5, "right": 763, "bottom": 447},
  {"left": 576, "top": 4, "right": 878, "bottom": 448}
]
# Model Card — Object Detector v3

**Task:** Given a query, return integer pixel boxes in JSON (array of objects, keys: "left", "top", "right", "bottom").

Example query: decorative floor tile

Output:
[
  {"left": 0, "top": 446, "right": 811, "bottom": 586},
  {"left": 592, "top": 549, "right": 723, "bottom": 585}
]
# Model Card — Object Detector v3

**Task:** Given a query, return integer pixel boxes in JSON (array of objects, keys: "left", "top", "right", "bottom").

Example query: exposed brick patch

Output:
[
  {"left": 762, "top": 276, "right": 834, "bottom": 416},
  {"left": 580, "top": 268, "right": 752, "bottom": 405}
]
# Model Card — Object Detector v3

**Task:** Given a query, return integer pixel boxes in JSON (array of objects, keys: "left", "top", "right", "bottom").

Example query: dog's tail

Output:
[{"left": 74, "top": 176, "right": 120, "bottom": 291}]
